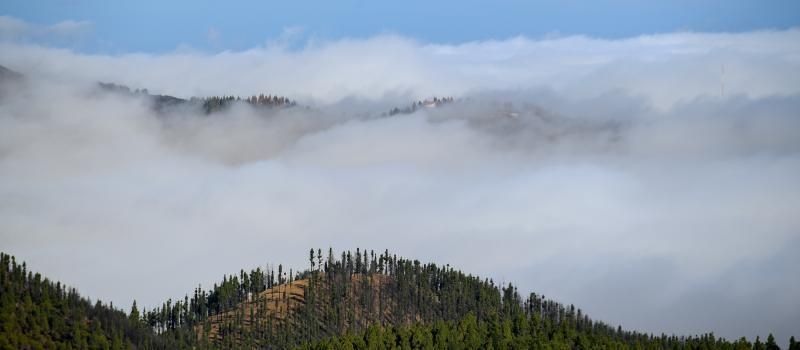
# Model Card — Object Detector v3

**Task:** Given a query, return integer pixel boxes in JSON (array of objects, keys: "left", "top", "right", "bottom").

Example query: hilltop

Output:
[
  {"left": 2, "top": 249, "right": 796, "bottom": 349},
  {"left": 96, "top": 82, "right": 297, "bottom": 114}
]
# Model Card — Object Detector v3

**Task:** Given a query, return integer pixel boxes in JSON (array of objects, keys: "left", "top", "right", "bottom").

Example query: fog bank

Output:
[{"left": 1, "top": 29, "right": 799, "bottom": 343}]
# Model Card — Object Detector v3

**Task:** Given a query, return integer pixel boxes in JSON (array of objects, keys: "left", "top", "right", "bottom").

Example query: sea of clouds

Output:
[{"left": 1, "top": 25, "right": 799, "bottom": 343}]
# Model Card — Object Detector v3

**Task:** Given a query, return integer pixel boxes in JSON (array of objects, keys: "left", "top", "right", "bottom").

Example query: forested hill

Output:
[
  {"left": 1, "top": 65, "right": 460, "bottom": 119},
  {"left": 0, "top": 252, "right": 158, "bottom": 349},
  {"left": 1, "top": 250, "right": 797, "bottom": 350},
  {"left": 384, "top": 97, "right": 456, "bottom": 116},
  {"left": 96, "top": 82, "right": 297, "bottom": 114}
]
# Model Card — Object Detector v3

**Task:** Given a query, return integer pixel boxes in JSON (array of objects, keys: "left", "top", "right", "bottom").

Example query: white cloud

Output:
[
  {"left": 45, "top": 20, "right": 92, "bottom": 37},
  {"left": 0, "top": 29, "right": 798, "bottom": 344},
  {"left": 0, "top": 16, "right": 92, "bottom": 42},
  {"left": 1, "top": 29, "right": 798, "bottom": 108},
  {"left": 0, "top": 16, "right": 29, "bottom": 39}
]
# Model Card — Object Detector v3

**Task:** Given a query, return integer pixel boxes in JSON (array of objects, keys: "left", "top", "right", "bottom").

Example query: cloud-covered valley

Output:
[{"left": 1, "top": 29, "right": 799, "bottom": 343}]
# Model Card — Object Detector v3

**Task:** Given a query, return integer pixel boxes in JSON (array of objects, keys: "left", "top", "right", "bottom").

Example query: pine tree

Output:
[
  {"left": 129, "top": 300, "right": 140, "bottom": 324},
  {"left": 755, "top": 336, "right": 766, "bottom": 350},
  {"left": 766, "top": 334, "right": 780, "bottom": 350}
]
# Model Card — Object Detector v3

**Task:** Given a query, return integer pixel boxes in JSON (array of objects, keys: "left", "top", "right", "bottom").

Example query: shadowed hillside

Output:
[
  {"left": 2, "top": 250, "right": 796, "bottom": 350},
  {"left": 144, "top": 249, "right": 797, "bottom": 350}
]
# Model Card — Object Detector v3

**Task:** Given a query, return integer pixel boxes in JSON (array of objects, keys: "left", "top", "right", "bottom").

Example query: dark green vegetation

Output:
[
  {"left": 1, "top": 250, "right": 796, "bottom": 350},
  {"left": 385, "top": 97, "right": 455, "bottom": 116},
  {"left": 0, "top": 253, "right": 158, "bottom": 349},
  {"left": 97, "top": 82, "right": 296, "bottom": 114},
  {"left": 295, "top": 317, "right": 794, "bottom": 350}
]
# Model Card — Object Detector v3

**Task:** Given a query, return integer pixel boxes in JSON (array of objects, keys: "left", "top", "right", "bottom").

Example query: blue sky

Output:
[{"left": 2, "top": 0, "right": 800, "bottom": 53}]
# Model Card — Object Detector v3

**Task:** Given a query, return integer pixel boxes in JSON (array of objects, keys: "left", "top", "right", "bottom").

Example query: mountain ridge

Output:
[{"left": 2, "top": 249, "right": 796, "bottom": 350}]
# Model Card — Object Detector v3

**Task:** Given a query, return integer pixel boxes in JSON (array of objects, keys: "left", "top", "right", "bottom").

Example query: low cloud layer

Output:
[
  {"left": 1, "top": 29, "right": 799, "bottom": 344},
  {"left": 2, "top": 29, "right": 799, "bottom": 108}
]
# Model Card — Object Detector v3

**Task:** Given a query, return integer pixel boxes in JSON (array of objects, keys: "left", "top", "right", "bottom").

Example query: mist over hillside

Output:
[{"left": 0, "top": 25, "right": 799, "bottom": 347}]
